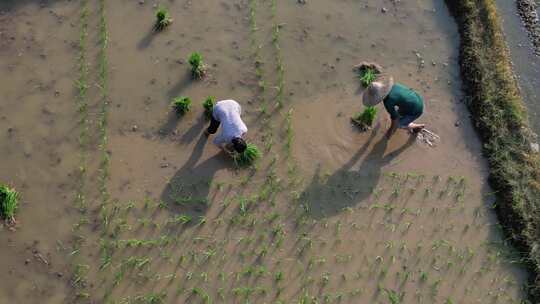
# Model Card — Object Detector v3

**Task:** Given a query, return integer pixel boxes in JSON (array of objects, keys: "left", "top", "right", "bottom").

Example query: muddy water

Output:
[
  {"left": 0, "top": 1, "right": 80, "bottom": 303},
  {"left": 0, "top": 0, "right": 528, "bottom": 303}
]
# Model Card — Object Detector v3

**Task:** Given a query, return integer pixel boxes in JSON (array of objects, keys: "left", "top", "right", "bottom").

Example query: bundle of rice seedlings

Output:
[
  {"left": 0, "top": 184, "right": 19, "bottom": 225},
  {"left": 358, "top": 67, "right": 378, "bottom": 87},
  {"left": 202, "top": 96, "right": 215, "bottom": 119},
  {"left": 171, "top": 96, "right": 192, "bottom": 116},
  {"left": 351, "top": 106, "right": 378, "bottom": 131},
  {"left": 155, "top": 6, "right": 173, "bottom": 31},
  {"left": 188, "top": 52, "right": 206, "bottom": 79},
  {"left": 233, "top": 143, "right": 262, "bottom": 167}
]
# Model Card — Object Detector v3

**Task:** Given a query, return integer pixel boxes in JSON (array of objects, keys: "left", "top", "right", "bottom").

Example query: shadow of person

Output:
[
  {"left": 300, "top": 124, "right": 415, "bottom": 219},
  {"left": 160, "top": 135, "right": 233, "bottom": 219},
  {"left": 157, "top": 112, "right": 206, "bottom": 145},
  {"left": 180, "top": 115, "right": 207, "bottom": 143},
  {"left": 158, "top": 111, "right": 181, "bottom": 137}
]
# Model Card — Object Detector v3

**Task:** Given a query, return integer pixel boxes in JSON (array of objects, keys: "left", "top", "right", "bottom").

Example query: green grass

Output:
[
  {"left": 446, "top": 0, "right": 540, "bottom": 300},
  {"left": 171, "top": 96, "right": 192, "bottom": 115},
  {"left": 0, "top": 184, "right": 19, "bottom": 224},
  {"left": 352, "top": 106, "right": 378, "bottom": 131},
  {"left": 188, "top": 52, "right": 206, "bottom": 79},
  {"left": 155, "top": 7, "right": 172, "bottom": 31},
  {"left": 202, "top": 96, "right": 215, "bottom": 119},
  {"left": 234, "top": 143, "right": 262, "bottom": 167}
]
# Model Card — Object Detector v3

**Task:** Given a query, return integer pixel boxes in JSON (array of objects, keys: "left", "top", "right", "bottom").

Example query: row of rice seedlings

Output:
[
  {"left": 108, "top": 201, "right": 506, "bottom": 302},
  {"left": 97, "top": 0, "right": 110, "bottom": 234},
  {"left": 248, "top": 0, "right": 268, "bottom": 107},
  {"left": 70, "top": 0, "right": 91, "bottom": 300},
  {"left": 271, "top": 0, "right": 285, "bottom": 108},
  {"left": 74, "top": 0, "right": 90, "bottom": 216},
  {"left": 95, "top": 3, "right": 116, "bottom": 300}
]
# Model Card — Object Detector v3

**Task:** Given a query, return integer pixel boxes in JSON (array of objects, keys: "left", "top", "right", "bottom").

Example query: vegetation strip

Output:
[
  {"left": 271, "top": 0, "right": 284, "bottom": 108},
  {"left": 71, "top": 0, "right": 90, "bottom": 300},
  {"left": 445, "top": 0, "right": 540, "bottom": 301},
  {"left": 97, "top": 0, "right": 111, "bottom": 234}
]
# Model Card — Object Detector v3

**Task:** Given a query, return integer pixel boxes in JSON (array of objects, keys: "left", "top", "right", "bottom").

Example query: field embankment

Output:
[{"left": 445, "top": 0, "right": 540, "bottom": 301}]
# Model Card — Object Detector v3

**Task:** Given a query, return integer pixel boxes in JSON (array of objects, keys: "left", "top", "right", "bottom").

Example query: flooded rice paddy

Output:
[{"left": 0, "top": 0, "right": 528, "bottom": 303}]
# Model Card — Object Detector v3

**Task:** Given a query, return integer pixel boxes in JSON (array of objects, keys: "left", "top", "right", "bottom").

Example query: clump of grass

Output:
[
  {"left": 352, "top": 106, "right": 378, "bottom": 131},
  {"left": 202, "top": 96, "right": 215, "bottom": 119},
  {"left": 358, "top": 67, "right": 378, "bottom": 87},
  {"left": 188, "top": 52, "right": 206, "bottom": 79},
  {"left": 155, "top": 6, "right": 172, "bottom": 31},
  {"left": 234, "top": 143, "right": 262, "bottom": 167},
  {"left": 0, "top": 184, "right": 19, "bottom": 225},
  {"left": 171, "top": 96, "right": 192, "bottom": 116}
]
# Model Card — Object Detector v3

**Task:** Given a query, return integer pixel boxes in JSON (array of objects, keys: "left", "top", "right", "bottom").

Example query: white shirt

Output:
[{"left": 212, "top": 99, "right": 248, "bottom": 146}]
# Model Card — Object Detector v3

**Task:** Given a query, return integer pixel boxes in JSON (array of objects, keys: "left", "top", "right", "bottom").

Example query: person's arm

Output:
[
  {"left": 205, "top": 116, "right": 220, "bottom": 136},
  {"left": 383, "top": 98, "right": 400, "bottom": 139}
]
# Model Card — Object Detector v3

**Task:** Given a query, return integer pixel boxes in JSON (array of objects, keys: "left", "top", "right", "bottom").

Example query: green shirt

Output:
[{"left": 383, "top": 83, "right": 424, "bottom": 120}]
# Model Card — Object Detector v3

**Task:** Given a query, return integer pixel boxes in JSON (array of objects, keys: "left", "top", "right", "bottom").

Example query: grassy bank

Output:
[{"left": 445, "top": 0, "right": 540, "bottom": 301}]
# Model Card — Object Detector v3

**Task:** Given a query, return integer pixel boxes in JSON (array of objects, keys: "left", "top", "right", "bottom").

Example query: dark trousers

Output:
[{"left": 207, "top": 116, "right": 220, "bottom": 134}]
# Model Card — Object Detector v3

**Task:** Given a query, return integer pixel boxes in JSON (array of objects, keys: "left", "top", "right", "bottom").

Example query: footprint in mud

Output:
[{"left": 300, "top": 124, "right": 415, "bottom": 219}]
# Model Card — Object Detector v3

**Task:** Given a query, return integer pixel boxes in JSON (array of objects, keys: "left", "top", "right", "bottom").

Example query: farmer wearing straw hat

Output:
[{"left": 363, "top": 77, "right": 425, "bottom": 139}]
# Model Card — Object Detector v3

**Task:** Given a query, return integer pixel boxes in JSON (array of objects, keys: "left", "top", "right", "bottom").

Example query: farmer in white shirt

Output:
[{"left": 205, "top": 99, "right": 248, "bottom": 154}]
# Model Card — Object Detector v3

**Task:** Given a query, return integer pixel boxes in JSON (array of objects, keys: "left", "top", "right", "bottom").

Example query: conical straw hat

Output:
[{"left": 362, "top": 76, "right": 394, "bottom": 106}]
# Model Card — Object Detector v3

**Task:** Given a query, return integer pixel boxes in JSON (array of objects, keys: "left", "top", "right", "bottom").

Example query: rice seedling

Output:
[
  {"left": 72, "top": 264, "right": 89, "bottom": 288},
  {"left": 75, "top": 0, "right": 89, "bottom": 215},
  {"left": 135, "top": 292, "right": 167, "bottom": 304},
  {"left": 351, "top": 106, "right": 378, "bottom": 131},
  {"left": 202, "top": 96, "right": 215, "bottom": 119},
  {"left": 188, "top": 52, "right": 206, "bottom": 79},
  {"left": 233, "top": 143, "right": 262, "bottom": 167},
  {"left": 385, "top": 289, "right": 404, "bottom": 304},
  {"left": 154, "top": 6, "right": 172, "bottom": 31},
  {"left": 357, "top": 67, "right": 378, "bottom": 87},
  {"left": 171, "top": 96, "right": 192, "bottom": 116},
  {"left": 0, "top": 184, "right": 19, "bottom": 225}
]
